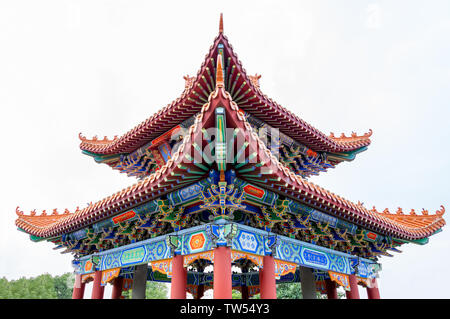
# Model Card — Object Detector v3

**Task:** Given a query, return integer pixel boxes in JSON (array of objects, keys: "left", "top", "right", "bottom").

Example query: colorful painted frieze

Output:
[
  {"left": 274, "top": 259, "right": 297, "bottom": 279},
  {"left": 183, "top": 250, "right": 215, "bottom": 267},
  {"left": 328, "top": 270, "right": 350, "bottom": 291},
  {"left": 75, "top": 221, "right": 381, "bottom": 278},
  {"left": 77, "top": 236, "right": 171, "bottom": 274},
  {"left": 181, "top": 230, "right": 214, "bottom": 255},
  {"left": 147, "top": 269, "right": 171, "bottom": 283},
  {"left": 206, "top": 222, "right": 238, "bottom": 247},
  {"left": 151, "top": 258, "right": 172, "bottom": 277},
  {"left": 275, "top": 240, "right": 352, "bottom": 275},
  {"left": 74, "top": 200, "right": 160, "bottom": 235},
  {"left": 235, "top": 180, "right": 278, "bottom": 206},
  {"left": 101, "top": 268, "right": 121, "bottom": 286},
  {"left": 285, "top": 200, "right": 357, "bottom": 235},
  {"left": 167, "top": 180, "right": 209, "bottom": 207},
  {"left": 232, "top": 228, "right": 265, "bottom": 255}
]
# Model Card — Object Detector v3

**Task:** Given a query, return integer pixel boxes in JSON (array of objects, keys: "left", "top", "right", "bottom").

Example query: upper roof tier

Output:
[{"left": 79, "top": 15, "right": 372, "bottom": 177}]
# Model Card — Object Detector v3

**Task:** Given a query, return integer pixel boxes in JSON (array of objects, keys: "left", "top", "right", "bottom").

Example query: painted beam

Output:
[{"left": 75, "top": 221, "right": 380, "bottom": 279}]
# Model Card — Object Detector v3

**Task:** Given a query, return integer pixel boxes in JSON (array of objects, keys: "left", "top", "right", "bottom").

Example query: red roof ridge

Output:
[
  {"left": 248, "top": 74, "right": 261, "bottom": 88},
  {"left": 78, "top": 133, "right": 119, "bottom": 146},
  {"left": 329, "top": 129, "right": 373, "bottom": 145},
  {"left": 371, "top": 205, "right": 445, "bottom": 218},
  {"left": 16, "top": 206, "right": 73, "bottom": 217}
]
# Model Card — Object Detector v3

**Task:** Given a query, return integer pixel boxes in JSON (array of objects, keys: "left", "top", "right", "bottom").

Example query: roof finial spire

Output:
[
  {"left": 219, "top": 13, "right": 224, "bottom": 34},
  {"left": 216, "top": 53, "right": 224, "bottom": 88}
]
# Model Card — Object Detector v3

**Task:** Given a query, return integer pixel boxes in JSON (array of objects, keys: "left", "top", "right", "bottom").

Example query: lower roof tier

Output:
[{"left": 15, "top": 172, "right": 443, "bottom": 260}]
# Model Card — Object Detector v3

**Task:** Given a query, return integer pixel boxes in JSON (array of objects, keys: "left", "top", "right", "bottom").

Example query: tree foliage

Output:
[
  {"left": 276, "top": 283, "right": 303, "bottom": 299},
  {"left": 0, "top": 273, "right": 346, "bottom": 299},
  {"left": 121, "top": 281, "right": 168, "bottom": 299},
  {"left": 276, "top": 283, "right": 344, "bottom": 299},
  {"left": 232, "top": 289, "right": 242, "bottom": 299},
  {"left": 0, "top": 273, "right": 74, "bottom": 299},
  {"left": 249, "top": 283, "right": 344, "bottom": 299},
  {"left": 0, "top": 272, "right": 169, "bottom": 299}
]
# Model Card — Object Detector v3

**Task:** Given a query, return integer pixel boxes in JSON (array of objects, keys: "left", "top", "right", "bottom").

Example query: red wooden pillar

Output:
[
  {"left": 72, "top": 274, "right": 85, "bottom": 299},
  {"left": 196, "top": 284, "right": 205, "bottom": 299},
  {"left": 241, "top": 285, "right": 249, "bottom": 299},
  {"left": 171, "top": 254, "right": 187, "bottom": 299},
  {"left": 367, "top": 279, "right": 380, "bottom": 299},
  {"left": 213, "top": 246, "right": 232, "bottom": 299},
  {"left": 325, "top": 279, "right": 338, "bottom": 299},
  {"left": 111, "top": 277, "right": 124, "bottom": 299},
  {"left": 259, "top": 255, "right": 277, "bottom": 299},
  {"left": 91, "top": 270, "right": 105, "bottom": 299},
  {"left": 241, "top": 266, "right": 249, "bottom": 299},
  {"left": 345, "top": 274, "right": 360, "bottom": 299}
]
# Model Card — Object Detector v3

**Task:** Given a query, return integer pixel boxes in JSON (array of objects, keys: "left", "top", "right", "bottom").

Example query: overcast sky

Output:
[{"left": 1, "top": 0, "right": 449, "bottom": 298}]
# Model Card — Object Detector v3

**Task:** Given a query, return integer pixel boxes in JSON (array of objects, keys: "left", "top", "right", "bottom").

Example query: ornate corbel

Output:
[
  {"left": 157, "top": 199, "right": 187, "bottom": 230},
  {"left": 89, "top": 255, "right": 101, "bottom": 271},
  {"left": 256, "top": 199, "right": 290, "bottom": 231},
  {"left": 206, "top": 222, "right": 238, "bottom": 247},
  {"left": 264, "top": 234, "right": 280, "bottom": 257},
  {"left": 200, "top": 181, "right": 246, "bottom": 220},
  {"left": 165, "top": 234, "right": 181, "bottom": 257}
]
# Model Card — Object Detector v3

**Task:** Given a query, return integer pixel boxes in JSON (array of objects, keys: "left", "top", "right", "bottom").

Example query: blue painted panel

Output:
[
  {"left": 76, "top": 222, "right": 379, "bottom": 278},
  {"left": 232, "top": 229, "right": 265, "bottom": 255}
]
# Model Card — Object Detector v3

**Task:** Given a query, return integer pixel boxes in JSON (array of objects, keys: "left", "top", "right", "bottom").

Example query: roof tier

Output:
[
  {"left": 16, "top": 87, "right": 445, "bottom": 243},
  {"left": 79, "top": 19, "right": 371, "bottom": 179}
]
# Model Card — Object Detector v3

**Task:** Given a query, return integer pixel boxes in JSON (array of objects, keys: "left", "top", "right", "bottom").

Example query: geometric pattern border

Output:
[{"left": 75, "top": 221, "right": 380, "bottom": 278}]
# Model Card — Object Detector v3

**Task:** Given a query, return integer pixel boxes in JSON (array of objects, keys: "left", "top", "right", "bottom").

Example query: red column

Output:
[
  {"left": 213, "top": 246, "right": 232, "bottom": 299},
  {"left": 196, "top": 285, "right": 205, "bottom": 299},
  {"left": 171, "top": 254, "right": 187, "bottom": 299},
  {"left": 367, "top": 279, "right": 380, "bottom": 299},
  {"left": 111, "top": 277, "right": 124, "bottom": 299},
  {"left": 259, "top": 255, "right": 277, "bottom": 299},
  {"left": 72, "top": 274, "right": 85, "bottom": 299},
  {"left": 241, "top": 285, "right": 249, "bottom": 299},
  {"left": 325, "top": 279, "right": 338, "bottom": 299},
  {"left": 345, "top": 274, "right": 360, "bottom": 299},
  {"left": 241, "top": 266, "right": 249, "bottom": 299},
  {"left": 91, "top": 270, "right": 105, "bottom": 299}
]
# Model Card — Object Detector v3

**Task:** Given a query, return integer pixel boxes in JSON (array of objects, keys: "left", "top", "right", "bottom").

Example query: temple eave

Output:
[{"left": 15, "top": 87, "right": 445, "bottom": 243}]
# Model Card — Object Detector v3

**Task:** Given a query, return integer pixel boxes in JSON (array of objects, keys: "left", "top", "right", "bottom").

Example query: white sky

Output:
[{"left": 0, "top": 0, "right": 449, "bottom": 298}]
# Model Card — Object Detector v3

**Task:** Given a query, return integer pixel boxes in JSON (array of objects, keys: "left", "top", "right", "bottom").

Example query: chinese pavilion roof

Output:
[
  {"left": 16, "top": 16, "right": 445, "bottom": 260},
  {"left": 78, "top": 15, "right": 372, "bottom": 179},
  {"left": 16, "top": 86, "right": 445, "bottom": 244}
]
